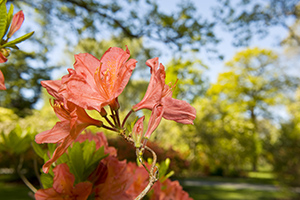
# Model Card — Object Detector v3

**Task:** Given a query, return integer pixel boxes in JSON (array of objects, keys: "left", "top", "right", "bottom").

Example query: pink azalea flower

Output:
[
  {"left": 125, "top": 162, "right": 149, "bottom": 198},
  {"left": 133, "top": 57, "right": 196, "bottom": 125},
  {"left": 35, "top": 163, "right": 93, "bottom": 200},
  {"left": 93, "top": 156, "right": 133, "bottom": 200},
  {"left": 60, "top": 47, "right": 137, "bottom": 112},
  {"left": 151, "top": 179, "right": 193, "bottom": 200},
  {"left": 7, "top": 10, "right": 25, "bottom": 38},
  {"left": 35, "top": 80, "right": 102, "bottom": 173},
  {"left": 0, "top": 70, "right": 6, "bottom": 90}
]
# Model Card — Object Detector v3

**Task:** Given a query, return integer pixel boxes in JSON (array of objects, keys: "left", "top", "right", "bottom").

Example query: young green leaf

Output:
[
  {"left": 82, "top": 140, "right": 96, "bottom": 167},
  {"left": 1, "top": 31, "right": 34, "bottom": 48},
  {"left": 4, "top": 4, "right": 13, "bottom": 35},
  {"left": 67, "top": 142, "right": 84, "bottom": 183},
  {"left": 32, "top": 142, "right": 46, "bottom": 159},
  {"left": 0, "top": 0, "right": 7, "bottom": 39},
  {"left": 40, "top": 173, "right": 54, "bottom": 189}
]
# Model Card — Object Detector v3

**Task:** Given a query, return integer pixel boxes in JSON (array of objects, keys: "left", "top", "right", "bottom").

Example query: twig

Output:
[
  {"left": 134, "top": 146, "right": 158, "bottom": 200},
  {"left": 17, "top": 155, "right": 37, "bottom": 194}
]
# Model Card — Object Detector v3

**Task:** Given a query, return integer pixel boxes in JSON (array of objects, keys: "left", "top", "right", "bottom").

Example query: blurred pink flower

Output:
[
  {"left": 60, "top": 47, "right": 137, "bottom": 112},
  {"left": 125, "top": 162, "right": 149, "bottom": 198},
  {"left": 151, "top": 179, "right": 193, "bottom": 200},
  {"left": 133, "top": 57, "right": 196, "bottom": 125},
  {"left": 7, "top": 10, "right": 25, "bottom": 38},
  {"left": 0, "top": 70, "right": 6, "bottom": 90},
  {"left": 93, "top": 156, "right": 133, "bottom": 200},
  {"left": 35, "top": 163, "right": 93, "bottom": 200},
  {"left": 35, "top": 80, "right": 102, "bottom": 173}
]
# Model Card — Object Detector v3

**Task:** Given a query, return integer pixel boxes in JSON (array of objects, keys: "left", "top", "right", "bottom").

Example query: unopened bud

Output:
[
  {"left": 0, "top": 48, "right": 10, "bottom": 57},
  {"left": 132, "top": 116, "right": 145, "bottom": 148}
]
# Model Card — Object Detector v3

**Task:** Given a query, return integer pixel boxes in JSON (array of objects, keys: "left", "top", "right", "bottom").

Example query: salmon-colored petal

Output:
[
  {"left": 144, "top": 104, "right": 164, "bottom": 138},
  {"left": 42, "top": 121, "right": 92, "bottom": 173},
  {"left": 132, "top": 58, "right": 164, "bottom": 111},
  {"left": 0, "top": 70, "right": 6, "bottom": 90},
  {"left": 60, "top": 68, "right": 106, "bottom": 112},
  {"left": 41, "top": 80, "right": 63, "bottom": 101},
  {"left": 162, "top": 97, "right": 196, "bottom": 124},
  {"left": 61, "top": 47, "right": 137, "bottom": 112},
  {"left": 73, "top": 182, "right": 93, "bottom": 200},
  {"left": 7, "top": 11, "right": 25, "bottom": 38},
  {"left": 35, "top": 121, "right": 70, "bottom": 144},
  {"left": 73, "top": 53, "right": 100, "bottom": 86},
  {"left": 53, "top": 163, "right": 75, "bottom": 194},
  {"left": 35, "top": 188, "right": 63, "bottom": 200}
]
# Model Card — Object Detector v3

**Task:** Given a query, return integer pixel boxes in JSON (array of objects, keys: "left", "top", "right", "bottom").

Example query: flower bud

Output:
[{"left": 132, "top": 116, "right": 145, "bottom": 148}]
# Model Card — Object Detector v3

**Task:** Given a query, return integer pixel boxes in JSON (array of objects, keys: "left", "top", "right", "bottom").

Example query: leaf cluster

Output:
[{"left": 32, "top": 139, "right": 108, "bottom": 188}]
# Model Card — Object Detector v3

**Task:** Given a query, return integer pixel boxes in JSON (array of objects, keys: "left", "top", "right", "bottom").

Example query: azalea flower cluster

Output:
[
  {"left": 35, "top": 132, "right": 193, "bottom": 200},
  {"left": 35, "top": 46, "right": 196, "bottom": 198},
  {"left": 36, "top": 46, "right": 196, "bottom": 173},
  {"left": 0, "top": 1, "right": 34, "bottom": 90}
]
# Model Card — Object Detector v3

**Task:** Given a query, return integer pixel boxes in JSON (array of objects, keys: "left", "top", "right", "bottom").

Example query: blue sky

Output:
[{"left": 156, "top": 0, "right": 290, "bottom": 82}]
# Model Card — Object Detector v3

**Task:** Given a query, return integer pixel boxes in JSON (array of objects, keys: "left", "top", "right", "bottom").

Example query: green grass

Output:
[
  {"left": 183, "top": 185, "right": 297, "bottom": 200},
  {"left": 0, "top": 182, "right": 33, "bottom": 200}
]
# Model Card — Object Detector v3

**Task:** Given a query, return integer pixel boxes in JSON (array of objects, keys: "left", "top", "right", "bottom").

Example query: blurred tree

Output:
[
  {"left": 2, "top": 0, "right": 219, "bottom": 115},
  {"left": 10, "top": 0, "right": 219, "bottom": 53},
  {"left": 270, "top": 89, "right": 300, "bottom": 186},
  {"left": 165, "top": 58, "right": 209, "bottom": 103},
  {"left": 0, "top": 50, "right": 51, "bottom": 117},
  {"left": 207, "top": 47, "right": 299, "bottom": 171},
  {"left": 215, "top": 0, "right": 300, "bottom": 46}
]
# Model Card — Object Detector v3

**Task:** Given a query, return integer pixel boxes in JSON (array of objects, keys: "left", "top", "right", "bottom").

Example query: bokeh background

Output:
[{"left": 1, "top": 0, "right": 300, "bottom": 199}]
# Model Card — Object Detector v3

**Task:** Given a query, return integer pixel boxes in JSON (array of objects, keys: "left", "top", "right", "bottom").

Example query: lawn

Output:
[
  {"left": 0, "top": 182, "right": 33, "bottom": 200},
  {"left": 0, "top": 171, "right": 299, "bottom": 200},
  {"left": 182, "top": 185, "right": 297, "bottom": 200}
]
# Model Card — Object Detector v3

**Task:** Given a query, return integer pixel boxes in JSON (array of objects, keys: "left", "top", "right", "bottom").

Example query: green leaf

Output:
[
  {"left": 83, "top": 140, "right": 96, "bottom": 167},
  {"left": 67, "top": 142, "right": 84, "bottom": 183},
  {"left": 4, "top": 4, "right": 13, "bottom": 35},
  {"left": 47, "top": 143, "right": 56, "bottom": 155},
  {"left": 40, "top": 173, "right": 54, "bottom": 189},
  {"left": 56, "top": 153, "right": 68, "bottom": 165},
  {"left": 1, "top": 31, "right": 34, "bottom": 48},
  {"left": 83, "top": 146, "right": 108, "bottom": 179},
  {"left": 0, "top": 0, "right": 7, "bottom": 39},
  {"left": 32, "top": 142, "right": 45, "bottom": 159}
]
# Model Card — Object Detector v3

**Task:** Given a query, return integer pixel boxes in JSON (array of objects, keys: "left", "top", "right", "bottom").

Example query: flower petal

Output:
[
  {"left": 0, "top": 70, "right": 6, "bottom": 90},
  {"left": 35, "top": 121, "right": 70, "bottom": 144},
  {"left": 73, "top": 182, "right": 93, "bottom": 200},
  {"left": 144, "top": 104, "right": 164, "bottom": 138},
  {"left": 35, "top": 188, "right": 63, "bottom": 200},
  {"left": 41, "top": 80, "right": 63, "bottom": 101},
  {"left": 52, "top": 163, "right": 75, "bottom": 195},
  {"left": 162, "top": 97, "right": 196, "bottom": 124},
  {"left": 60, "top": 68, "right": 106, "bottom": 112},
  {"left": 132, "top": 58, "right": 164, "bottom": 111}
]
